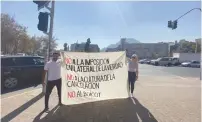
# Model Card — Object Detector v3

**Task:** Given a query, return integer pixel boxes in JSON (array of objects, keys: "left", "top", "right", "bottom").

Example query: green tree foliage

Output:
[
  {"left": 84, "top": 38, "right": 91, "bottom": 52},
  {"left": 170, "top": 39, "right": 201, "bottom": 54},
  {"left": 1, "top": 13, "right": 58, "bottom": 56}
]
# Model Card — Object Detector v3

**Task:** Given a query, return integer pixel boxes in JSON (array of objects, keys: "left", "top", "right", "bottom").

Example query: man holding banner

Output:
[
  {"left": 42, "top": 52, "right": 63, "bottom": 112},
  {"left": 42, "top": 50, "right": 139, "bottom": 107}
]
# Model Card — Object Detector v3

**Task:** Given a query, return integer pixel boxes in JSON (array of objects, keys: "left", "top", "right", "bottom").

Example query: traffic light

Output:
[
  {"left": 173, "top": 20, "right": 178, "bottom": 29},
  {"left": 38, "top": 12, "right": 49, "bottom": 32},
  {"left": 33, "top": 1, "right": 50, "bottom": 10},
  {"left": 168, "top": 20, "right": 172, "bottom": 28}
]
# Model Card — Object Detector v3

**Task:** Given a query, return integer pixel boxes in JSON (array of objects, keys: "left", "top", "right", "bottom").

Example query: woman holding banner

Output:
[{"left": 127, "top": 54, "right": 139, "bottom": 97}]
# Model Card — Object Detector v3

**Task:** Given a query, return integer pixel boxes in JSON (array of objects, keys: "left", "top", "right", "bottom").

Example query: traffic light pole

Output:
[
  {"left": 168, "top": 8, "right": 201, "bottom": 30},
  {"left": 174, "top": 8, "right": 201, "bottom": 53},
  {"left": 176, "top": 8, "right": 201, "bottom": 21},
  {"left": 47, "top": 0, "right": 55, "bottom": 61}
]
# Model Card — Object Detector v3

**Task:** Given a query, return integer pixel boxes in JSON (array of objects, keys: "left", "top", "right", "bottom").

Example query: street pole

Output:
[
  {"left": 176, "top": 8, "right": 201, "bottom": 21},
  {"left": 43, "top": 0, "right": 55, "bottom": 94},
  {"left": 47, "top": 0, "right": 55, "bottom": 61},
  {"left": 168, "top": 8, "right": 201, "bottom": 30}
]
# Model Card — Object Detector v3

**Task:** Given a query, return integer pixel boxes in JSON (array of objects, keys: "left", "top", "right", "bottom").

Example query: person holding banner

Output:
[
  {"left": 42, "top": 52, "right": 63, "bottom": 112},
  {"left": 128, "top": 54, "right": 139, "bottom": 97}
]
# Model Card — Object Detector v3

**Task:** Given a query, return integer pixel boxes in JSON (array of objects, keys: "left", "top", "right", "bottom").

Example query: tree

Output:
[
  {"left": 29, "top": 36, "right": 42, "bottom": 54},
  {"left": 64, "top": 43, "right": 67, "bottom": 51},
  {"left": 152, "top": 53, "right": 158, "bottom": 59},
  {"left": 1, "top": 13, "right": 58, "bottom": 56},
  {"left": 84, "top": 38, "right": 91, "bottom": 52},
  {"left": 1, "top": 13, "right": 24, "bottom": 54},
  {"left": 170, "top": 41, "right": 180, "bottom": 56},
  {"left": 36, "top": 36, "right": 58, "bottom": 56},
  {"left": 171, "top": 39, "right": 201, "bottom": 53},
  {"left": 195, "top": 38, "right": 201, "bottom": 53}
]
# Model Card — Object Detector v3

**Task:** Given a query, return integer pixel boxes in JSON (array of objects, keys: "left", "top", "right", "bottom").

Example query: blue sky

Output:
[{"left": 1, "top": 1, "right": 201, "bottom": 49}]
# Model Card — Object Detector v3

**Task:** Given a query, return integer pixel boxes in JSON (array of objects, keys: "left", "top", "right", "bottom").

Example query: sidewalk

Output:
[
  {"left": 1, "top": 75, "right": 200, "bottom": 122},
  {"left": 1, "top": 88, "right": 157, "bottom": 122}
]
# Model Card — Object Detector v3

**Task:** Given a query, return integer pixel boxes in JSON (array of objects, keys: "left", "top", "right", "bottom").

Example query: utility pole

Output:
[
  {"left": 33, "top": 0, "right": 55, "bottom": 61},
  {"left": 167, "top": 8, "right": 201, "bottom": 30},
  {"left": 33, "top": 0, "right": 55, "bottom": 94},
  {"left": 47, "top": 1, "right": 55, "bottom": 61}
]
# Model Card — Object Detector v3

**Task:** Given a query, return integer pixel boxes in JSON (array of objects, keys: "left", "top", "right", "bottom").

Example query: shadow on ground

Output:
[
  {"left": 33, "top": 98, "right": 158, "bottom": 122},
  {"left": 1, "top": 93, "right": 44, "bottom": 122}
]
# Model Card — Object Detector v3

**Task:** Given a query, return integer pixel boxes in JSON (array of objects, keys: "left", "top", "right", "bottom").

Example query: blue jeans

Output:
[{"left": 128, "top": 71, "right": 136, "bottom": 93}]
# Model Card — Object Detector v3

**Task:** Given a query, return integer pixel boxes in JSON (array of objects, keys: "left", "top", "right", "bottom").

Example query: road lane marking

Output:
[
  {"left": 141, "top": 84, "right": 201, "bottom": 88},
  {"left": 150, "top": 67, "right": 199, "bottom": 80},
  {"left": 1, "top": 88, "right": 42, "bottom": 100},
  {"left": 139, "top": 74, "right": 198, "bottom": 81},
  {"left": 131, "top": 97, "right": 136, "bottom": 105},
  {"left": 173, "top": 75, "right": 187, "bottom": 80},
  {"left": 140, "top": 64, "right": 200, "bottom": 80}
]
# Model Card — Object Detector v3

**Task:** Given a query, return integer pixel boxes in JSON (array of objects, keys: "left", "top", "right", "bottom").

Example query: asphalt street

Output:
[
  {"left": 2, "top": 64, "right": 200, "bottom": 99},
  {"left": 139, "top": 64, "right": 200, "bottom": 79}
]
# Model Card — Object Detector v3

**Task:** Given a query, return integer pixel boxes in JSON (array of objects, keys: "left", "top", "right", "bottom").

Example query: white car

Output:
[
  {"left": 16, "top": 53, "right": 27, "bottom": 56},
  {"left": 151, "top": 58, "right": 161, "bottom": 65},
  {"left": 139, "top": 59, "right": 149, "bottom": 64},
  {"left": 181, "top": 60, "right": 200, "bottom": 68},
  {"left": 170, "top": 57, "right": 180, "bottom": 66},
  {"left": 152, "top": 57, "right": 178, "bottom": 66}
]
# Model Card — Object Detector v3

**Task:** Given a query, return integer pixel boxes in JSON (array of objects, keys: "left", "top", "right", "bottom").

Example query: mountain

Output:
[
  {"left": 100, "top": 47, "right": 107, "bottom": 52},
  {"left": 106, "top": 38, "right": 141, "bottom": 49}
]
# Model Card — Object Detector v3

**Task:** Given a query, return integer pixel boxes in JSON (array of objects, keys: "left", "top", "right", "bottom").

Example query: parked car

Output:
[
  {"left": 181, "top": 60, "right": 200, "bottom": 68},
  {"left": 151, "top": 57, "right": 175, "bottom": 66},
  {"left": 151, "top": 58, "right": 161, "bottom": 66},
  {"left": 139, "top": 59, "right": 149, "bottom": 64},
  {"left": 170, "top": 57, "right": 180, "bottom": 66},
  {"left": 1, "top": 56, "right": 44, "bottom": 91},
  {"left": 16, "top": 53, "right": 27, "bottom": 56},
  {"left": 145, "top": 59, "right": 151, "bottom": 64}
]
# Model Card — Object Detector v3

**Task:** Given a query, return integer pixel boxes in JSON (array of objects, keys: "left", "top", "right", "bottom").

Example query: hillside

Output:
[{"left": 101, "top": 38, "right": 141, "bottom": 51}]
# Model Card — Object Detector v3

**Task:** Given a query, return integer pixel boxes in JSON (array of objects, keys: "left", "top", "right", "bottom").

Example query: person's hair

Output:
[
  {"left": 132, "top": 54, "right": 138, "bottom": 62},
  {"left": 52, "top": 51, "right": 59, "bottom": 55},
  {"left": 53, "top": 52, "right": 58, "bottom": 55}
]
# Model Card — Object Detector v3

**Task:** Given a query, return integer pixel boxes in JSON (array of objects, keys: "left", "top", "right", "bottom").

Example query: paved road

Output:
[
  {"left": 2, "top": 64, "right": 200, "bottom": 98},
  {"left": 1, "top": 64, "right": 201, "bottom": 122},
  {"left": 140, "top": 64, "right": 200, "bottom": 79}
]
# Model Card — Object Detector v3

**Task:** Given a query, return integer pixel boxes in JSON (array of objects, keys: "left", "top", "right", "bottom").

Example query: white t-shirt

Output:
[
  {"left": 44, "top": 59, "right": 61, "bottom": 81},
  {"left": 127, "top": 58, "right": 138, "bottom": 72}
]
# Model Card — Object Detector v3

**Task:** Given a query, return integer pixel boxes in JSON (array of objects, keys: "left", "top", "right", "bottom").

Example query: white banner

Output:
[{"left": 60, "top": 51, "right": 129, "bottom": 105}]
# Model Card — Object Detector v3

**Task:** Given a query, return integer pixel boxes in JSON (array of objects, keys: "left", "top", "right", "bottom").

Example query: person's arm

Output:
[
  {"left": 125, "top": 49, "right": 131, "bottom": 63},
  {"left": 136, "top": 62, "right": 139, "bottom": 76},
  {"left": 125, "top": 56, "right": 130, "bottom": 65},
  {"left": 136, "top": 62, "right": 139, "bottom": 80},
  {"left": 42, "top": 70, "right": 47, "bottom": 84}
]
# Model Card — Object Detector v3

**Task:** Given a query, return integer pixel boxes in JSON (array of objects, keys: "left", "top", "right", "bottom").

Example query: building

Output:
[
  {"left": 70, "top": 43, "right": 100, "bottom": 52},
  {"left": 106, "top": 38, "right": 169, "bottom": 59}
]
